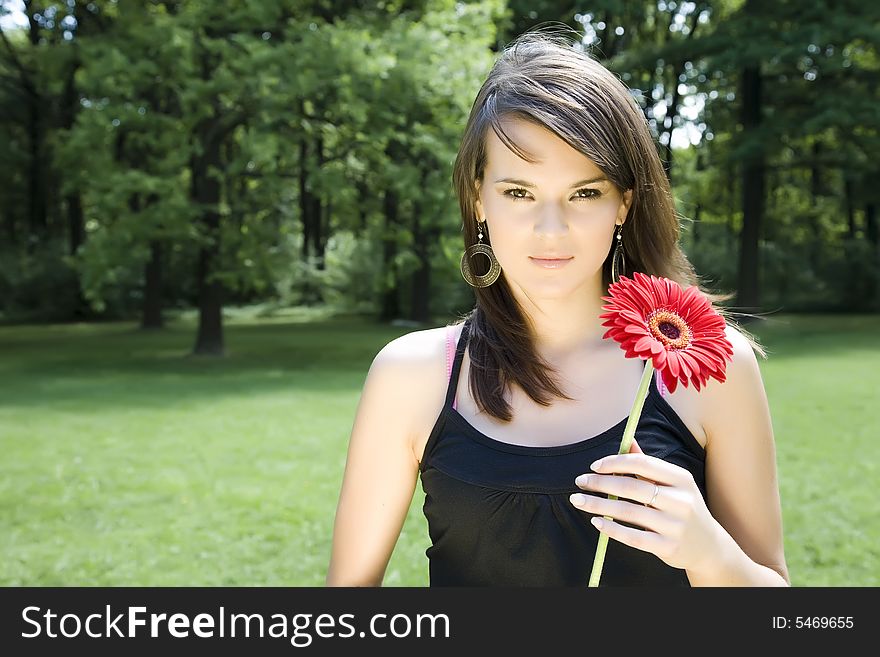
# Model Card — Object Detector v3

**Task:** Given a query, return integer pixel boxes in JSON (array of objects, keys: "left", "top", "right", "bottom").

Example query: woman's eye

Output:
[
  {"left": 502, "top": 187, "right": 601, "bottom": 201},
  {"left": 574, "top": 188, "right": 600, "bottom": 200},
  {"left": 504, "top": 188, "right": 531, "bottom": 201}
]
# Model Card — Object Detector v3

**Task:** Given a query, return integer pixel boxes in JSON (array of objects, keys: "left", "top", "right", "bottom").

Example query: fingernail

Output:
[
  {"left": 570, "top": 493, "right": 586, "bottom": 506},
  {"left": 591, "top": 517, "right": 603, "bottom": 529},
  {"left": 590, "top": 459, "right": 604, "bottom": 471},
  {"left": 575, "top": 474, "right": 589, "bottom": 486}
]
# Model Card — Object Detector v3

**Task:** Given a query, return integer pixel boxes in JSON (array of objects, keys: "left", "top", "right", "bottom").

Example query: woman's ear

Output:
[
  {"left": 619, "top": 189, "right": 633, "bottom": 222},
  {"left": 474, "top": 182, "right": 484, "bottom": 220}
]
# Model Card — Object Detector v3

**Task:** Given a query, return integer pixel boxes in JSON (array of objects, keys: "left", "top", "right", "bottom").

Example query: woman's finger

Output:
[
  {"left": 569, "top": 492, "right": 675, "bottom": 534},
  {"left": 589, "top": 451, "right": 693, "bottom": 488},
  {"left": 575, "top": 472, "right": 687, "bottom": 513},
  {"left": 589, "top": 516, "right": 674, "bottom": 557},
  {"left": 626, "top": 438, "right": 654, "bottom": 484}
]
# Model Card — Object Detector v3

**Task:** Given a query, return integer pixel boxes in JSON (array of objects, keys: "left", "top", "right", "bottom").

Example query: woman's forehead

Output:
[{"left": 484, "top": 119, "right": 604, "bottom": 180}]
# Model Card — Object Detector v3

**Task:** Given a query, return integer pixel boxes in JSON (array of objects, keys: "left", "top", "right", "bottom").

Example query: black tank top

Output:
[{"left": 418, "top": 316, "right": 707, "bottom": 586}]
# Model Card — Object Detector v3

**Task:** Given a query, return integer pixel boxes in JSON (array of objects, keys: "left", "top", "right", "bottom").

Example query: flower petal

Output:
[
  {"left": 652, "top": 348, "right": 667, "bottom": 370},
  {"left": 635, "top": 335, "right": 657, "bottom": 354},
  {"left": 679, "top": 351, "right": 702, "bottom": 380},
  {"left": 676, "top": 352, "right": 692, "bottom": 379}
]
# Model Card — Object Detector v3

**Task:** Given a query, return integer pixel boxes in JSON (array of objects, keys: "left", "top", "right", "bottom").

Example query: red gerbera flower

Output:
[{"left": 599, "top": 272, "right": 734, "bottom": 394}]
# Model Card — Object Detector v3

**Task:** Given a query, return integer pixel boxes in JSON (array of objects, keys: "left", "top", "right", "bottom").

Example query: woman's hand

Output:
[{"left": 570, "top": 439, "right": 725, "bottom": 574}]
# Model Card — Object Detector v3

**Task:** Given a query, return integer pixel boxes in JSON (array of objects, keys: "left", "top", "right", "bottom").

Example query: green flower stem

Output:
[{"left": 587, "top": 358, "right": 656, "bottom": 587}]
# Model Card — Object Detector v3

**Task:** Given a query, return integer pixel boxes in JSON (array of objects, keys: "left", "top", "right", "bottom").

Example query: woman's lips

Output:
[{"left": 530, "top": 256, "right": 573, "bottom": 269}]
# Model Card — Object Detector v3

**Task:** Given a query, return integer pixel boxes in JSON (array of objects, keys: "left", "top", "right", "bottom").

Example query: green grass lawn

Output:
[{"left": 0, "top": 309, "right": 877, "bottom": 586}]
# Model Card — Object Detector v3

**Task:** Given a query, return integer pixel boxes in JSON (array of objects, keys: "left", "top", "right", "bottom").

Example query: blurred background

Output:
[{"left": 0, "top": 0, "right": 877, "bottom": 586}]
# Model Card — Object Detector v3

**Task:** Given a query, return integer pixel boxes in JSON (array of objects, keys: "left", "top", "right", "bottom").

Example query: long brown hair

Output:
[{"left": 450, "top": 27, "right": 763, "bottom": 423}]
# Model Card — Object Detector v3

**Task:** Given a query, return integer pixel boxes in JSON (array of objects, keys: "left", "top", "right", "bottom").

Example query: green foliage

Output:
[
  {"left": 40, "top": 0, "right": 502, "bottom": 324},
  {"left": 1, "top": 0, "right": 878, "bottom": 325},
  {"left": 320, "top": 229, "right": 384, "bottom": 313},
  {"left": 0, "top": 241, "right": 80, "bottom": 322},
  {"left": 268, "top": 229, "right": 383, "bottom": 313}
]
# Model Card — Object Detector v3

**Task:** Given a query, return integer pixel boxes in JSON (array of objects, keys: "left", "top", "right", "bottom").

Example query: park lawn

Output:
[
  {"left": 742, "top": 313, "right": 879, "bottom": 586},
  {"left": 0, "top": 309, "right": 877, "bottom": 586}
]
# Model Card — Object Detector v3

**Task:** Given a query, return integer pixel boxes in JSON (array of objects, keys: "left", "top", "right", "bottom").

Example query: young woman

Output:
[{"left": 326, "top": 30, "right": 789, "bottom": 587}]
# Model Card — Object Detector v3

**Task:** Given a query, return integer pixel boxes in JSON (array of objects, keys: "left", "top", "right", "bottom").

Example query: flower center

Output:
[
  {"left": 648, "top": 310, "right": 692, "bottom": 350},
  {"left": 659, "top": 322, "right": 680, "bottom": 340}
]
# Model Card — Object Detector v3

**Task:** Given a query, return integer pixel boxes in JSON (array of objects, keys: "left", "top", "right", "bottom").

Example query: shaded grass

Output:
[
  {"left": 0, "top": 310, "right": 876, "bottom": 586},
  {"left": 0, "top": 309, "right": 424, "bottom": 586}
]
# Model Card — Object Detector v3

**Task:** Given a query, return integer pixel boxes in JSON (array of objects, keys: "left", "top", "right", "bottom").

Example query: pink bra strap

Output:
[
  {"left": 656, "top": 371, "right": 668, "bottom": 399},
  {"left": 445, "top": 324, "right": 458, "bottom": 410}
]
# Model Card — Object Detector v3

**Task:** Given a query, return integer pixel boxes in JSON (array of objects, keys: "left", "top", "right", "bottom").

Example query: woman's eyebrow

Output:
[{"left": 493, "top": 176, "right": 608, "bottom": 188}]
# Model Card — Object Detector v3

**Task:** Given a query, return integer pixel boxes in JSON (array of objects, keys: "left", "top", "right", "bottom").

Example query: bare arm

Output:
[
  {"left": 688, "top": 325, "right": 790, "bottom": 586},
  {"left": 325, "top": 337, "right": 424, "bottom": 586}
]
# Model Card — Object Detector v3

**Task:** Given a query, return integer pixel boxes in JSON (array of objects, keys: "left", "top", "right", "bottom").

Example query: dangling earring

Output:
[
  {"left": 611, "top": 223, "right": 626, "bottom": 283},
  {"left": 460, "top": 218, "right": 501, "bottom": 288}
]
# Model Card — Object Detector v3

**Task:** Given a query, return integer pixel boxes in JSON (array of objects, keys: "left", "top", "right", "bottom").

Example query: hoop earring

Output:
[
  {"left": 460, "top": 219, "right": 501, "bottom": 288},
  {"left": 611, "top": 223, "right": 626, "bottom": 283}
]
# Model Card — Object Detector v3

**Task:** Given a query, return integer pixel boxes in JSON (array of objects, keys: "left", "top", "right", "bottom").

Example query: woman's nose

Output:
[{"left": 534, "top": 204, "right": 569, "bottom": 237}]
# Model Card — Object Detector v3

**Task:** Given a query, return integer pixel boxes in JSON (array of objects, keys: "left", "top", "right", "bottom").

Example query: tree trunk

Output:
[
  {"left": 866, "top": 203, "right": 877, "bottom": 248},
  {"left": 656, "top": 7, "right": 701, "bottom": 183},
  {"left": 808, "top": 141, "right": 822, "bottom": 269},
  {"left": 59, "top": 47, "right": 83, "bottom": 251},
  {"left": 66, "top": 191, "right": 89, "bottom": 319},
  {"left": 298, "top": 100, "right": 321, "bottom": 271},
  {"left": 298, "top": 119, "right": 324, "bottom": 305},
  {"left": 312, "top": 133, "right": 325, "bottom": 270},
  {"left": 844, "top": 176, "right": 856, "bottom": 239},
  {"left": 736, "top": 63, "right": 764, "bottom": 313},
  {"left": 141, "top": 240, "right": 164, "bottom": 329},
  {"left": 3, "top": 206, "right": 14, "bottom": 245},
  {"left": 299, "top": 133, "right": 311, "bottom": 260},
  {"left": 660, "top": 68, "right": 678, "bottom": 181},
  {"left": 23, "top": 2, "right": 47, "bottom": 247},
  {"left": 25, "top": 74, "right": 46, "bottom": 247},
  {"left": 66, "top": 193, "right": 84, "bottom": 256},
  {"left": 60, "top": 54, "right": 89, "bottom": 319},
  {"left": 866, "top": 203, "right": 878, "bottom": 308},
  {"left": 726, "top": 164, "right": 736, "bottom": 244},
  {"left": 380, "top": 188, "right": 400, "bottom": 322},
  {"left": 357, "top": 180, "right": 369, "bottom": 231},
  {"left": 191, "top": 117, "right": 224, "bottom": 355},
  {"left": 410, "top": 191, "right": 432, "bottom": 324}
]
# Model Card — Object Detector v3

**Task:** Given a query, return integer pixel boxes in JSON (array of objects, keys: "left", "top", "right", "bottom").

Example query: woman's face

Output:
[{"left": 475, "top": 117, "right": 632, "bottom": 300}]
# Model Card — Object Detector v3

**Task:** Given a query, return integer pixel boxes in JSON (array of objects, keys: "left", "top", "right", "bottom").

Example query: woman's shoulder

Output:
[
  {"left": 694, "top": 323, "right": 771, "bottom": 449},
  {"left": 371, "top": 323, "right": 464, "bottom": 458},
  {"left": 375, "top": 321, "right": 463, "bottom": 369},
  {"left": 698, "top": 323, "right": 764, "bottom": 397}
]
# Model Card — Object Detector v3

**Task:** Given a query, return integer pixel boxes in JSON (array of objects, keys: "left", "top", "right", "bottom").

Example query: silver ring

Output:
[{"left": 647, "top": 483, "right": 660, "bottom": 507}]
